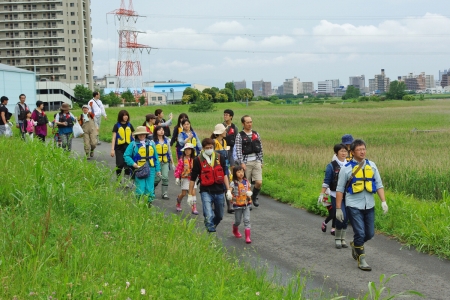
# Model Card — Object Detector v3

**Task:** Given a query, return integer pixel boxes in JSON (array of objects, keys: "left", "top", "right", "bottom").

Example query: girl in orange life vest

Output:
[
  {"left": 230, "top": 166, "right": 253, "bottom": 244},
  {"left": 211, "top": 123, "right": 233, "bottom": 213},
  {"left": 178, "top": 119, "right": 201, "bottom": 156},
  {"left": 24, "top": 110, "right": 37, "bottom": 141},
  {"left": 111, "top": 110, "right": 135, "bottom": 181},
  {"left": 174, "top": 143, "right": 198, "bottom": 214}
]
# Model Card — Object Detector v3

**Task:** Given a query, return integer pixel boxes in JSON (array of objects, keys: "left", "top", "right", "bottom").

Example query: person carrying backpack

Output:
[
  {"left": 55, "top": 103, "right": 76, "bottom": 151},
  {"left": 31, "top": 100, "right": 49, "bottom": 142},
  {"left": 14, "top": 94, "right": 28, "bottom": 139}
]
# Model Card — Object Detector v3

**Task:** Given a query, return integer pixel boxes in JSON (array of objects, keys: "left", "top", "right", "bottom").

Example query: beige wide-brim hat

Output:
[
  {"left": 181, "top": 143, "right": 195, "bottom": 152},
  {"left": 213, "top": 123, "right": 226, "bottom": 135},
  {"left": 132, "top": 126, "right": 149, "bottom": 136}
]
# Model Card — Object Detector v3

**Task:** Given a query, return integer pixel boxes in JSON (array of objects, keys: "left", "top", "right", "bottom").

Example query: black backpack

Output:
[{"left": 35, "top": 109, "right": 48, "bottom": 126}]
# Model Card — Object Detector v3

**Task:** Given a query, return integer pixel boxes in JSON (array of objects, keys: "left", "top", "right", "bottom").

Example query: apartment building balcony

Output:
[
  {"left": 21, "top": 62, "right": 65, "bottom": 67},
  {"left": 1, "top": 16, "right": 63, "bottom": 22},
  {"left": 0, "top": 0, "right": 60, "bottom": 3},
  {"left": 2, "top": 8, "right": 61, "bottom": 13},
  {"left": 0, "top": 25, "right": 63, "bottom": 31}
]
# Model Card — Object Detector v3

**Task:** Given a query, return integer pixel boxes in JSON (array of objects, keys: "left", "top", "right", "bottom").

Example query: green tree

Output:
[
  {"left": 386, "top": 81, "right": 407, "bottom": 100},
  {"left": 74, "top": 84, "right": 93, "bottom": 105},
  {"left": 219, "top": 88, "right": 233, "bottom": 102},
  {"left": 215, "top": 92, "right": 228, "bottom": 103},
  {"left": 183, "top": 87, "right": 201, "bottom": 103},
  {"left": 105, "top": 91, "right": 122, "bottom": 107},
  {"left": 225, "top": 82, "right": 236, "bottom": 102},
  {"left": 139, "top": 95, "right": 146, "bottom": 105},
  {"left": 342, "top": 86, "right": 361, "bottom": 100},
  {"left": 121, "top": 90, "right": 135, "bottom": 103},
  {"left": 202, "top": 88, "right": 216, "bottom": 102},
  {"left": 188, "top": 95, "right": 215, "bottom": 112},
  {"left": 237, "top": 88, "right": 254, "bottom": 101}
]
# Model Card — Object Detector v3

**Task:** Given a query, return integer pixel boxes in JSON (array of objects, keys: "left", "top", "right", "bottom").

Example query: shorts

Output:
[
  {"left": 181, "top": 178, "right": 197, "bottom": 190},
  {"left": 244, "top": 160, "right": 263, "bottom": 182}
]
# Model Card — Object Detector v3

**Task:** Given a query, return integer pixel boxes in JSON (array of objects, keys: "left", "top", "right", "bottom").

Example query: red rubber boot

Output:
[
  {"left": 245, "top": 228, "right": 252, "bottom": 244},
  {"left": 232, "top": 224, "right": 242, "bottom": 238}
]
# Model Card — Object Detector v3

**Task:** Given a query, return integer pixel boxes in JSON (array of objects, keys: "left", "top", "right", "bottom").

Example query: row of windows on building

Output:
[{"left": 3, "top": 3, "right": 77, "bottom": 10}]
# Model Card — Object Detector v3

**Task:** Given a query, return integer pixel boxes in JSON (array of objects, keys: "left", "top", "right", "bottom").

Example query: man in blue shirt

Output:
[{"left": 335, "top": 139, "right": 388, "bottom": 271}]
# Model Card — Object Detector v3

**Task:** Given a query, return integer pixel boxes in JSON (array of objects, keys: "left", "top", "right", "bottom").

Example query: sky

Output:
[{"left": 91, "top": 0, "right": 450, "bottom": 89}]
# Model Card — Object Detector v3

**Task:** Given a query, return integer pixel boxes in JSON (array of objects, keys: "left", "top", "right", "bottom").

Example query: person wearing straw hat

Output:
[
  {"left": 211, "top": 123, "right": 233, "bottom": 213},
  {"left": 55, "top": 103, "right": 76, "bottom": 151},
  {"left": 124, "top": 126, "right": 161, "bottom": 206}
]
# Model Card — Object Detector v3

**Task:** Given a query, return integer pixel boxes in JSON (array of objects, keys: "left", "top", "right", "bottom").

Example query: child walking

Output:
[
  {"left": 230, "top": 166, "right": 253, "bottom": 244},
  {"left": 124, "top": 126, "right": 161, "bottom": 206},
  {"left": 153, "top": 125, "right": 174, "bottom": 199},
  {"left": 24, "top": 110, "right": 36, "bottom": 141},
  {"left": 174, "top": 143, "right": 197, "bottom": 214}
]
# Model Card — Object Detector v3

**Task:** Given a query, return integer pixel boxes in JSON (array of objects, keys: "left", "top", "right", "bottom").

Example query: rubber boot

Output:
[
  {"left": 176, "top": 196, "right": 182, "bottom": 212},
  {"left": 334, "top": 229, "right": 342, "bottom": 249},
  {"left": 191, "top": 203, "right": 198, "bottom": 215},
  {"left": 162, "top": 185, "right": 170, "bottom": 200},
  {"left": 350, "top": 241, "right": 358, "bottom": 260},
  {"left": 226, "top": 199, "right": 234, "bottom": 214},
  {"left": 354, "top": 244, "right": 372, "bottom": 271},
  {"left": 245, "top": 228, "right": 252, "bottom": 244},
  {"left": 341, "top": 229, "right": 348, "bottom": 248},
  {"left": 232, "top": 224, "right": 242, "bottom": 238}
]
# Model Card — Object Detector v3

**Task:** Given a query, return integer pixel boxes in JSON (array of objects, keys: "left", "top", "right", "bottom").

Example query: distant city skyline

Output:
[{"left": 91, "top": 0, "right": 450, "bottom": 88}]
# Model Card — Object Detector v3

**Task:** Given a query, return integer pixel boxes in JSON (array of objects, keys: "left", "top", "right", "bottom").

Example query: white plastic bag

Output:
[
  {"left": 72, "top": 122, "right": 83, "bottom": 138},
  {"left": 4, "top": 125, "right": 13, "bottom": 137}
]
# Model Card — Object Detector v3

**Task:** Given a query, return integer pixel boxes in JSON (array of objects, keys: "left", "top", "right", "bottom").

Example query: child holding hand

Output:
[
  {"left": 230, "top": 166, "right": 253, "bottom": 244},
  {"left": 174, "top": 143, "right": 197, "bottom": 214}
]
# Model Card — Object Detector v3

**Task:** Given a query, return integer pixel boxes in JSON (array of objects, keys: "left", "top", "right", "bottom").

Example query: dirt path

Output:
[{"left": 72, "top": 139, "right": 449, "bottom": 299}]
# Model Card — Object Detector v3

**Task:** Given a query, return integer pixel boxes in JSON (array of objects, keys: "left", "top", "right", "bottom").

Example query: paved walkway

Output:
[{"left": 72, "top": 138, "right": 449, "bottom": 299}]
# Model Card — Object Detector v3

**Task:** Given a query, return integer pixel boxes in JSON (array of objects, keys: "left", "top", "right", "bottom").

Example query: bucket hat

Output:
[
  {"left": 213, "top": 123, "right": 226, "bottom": 135},
  {"left": 341, "top": 134, "right": 354, "bottom": 145},
  {"left": 60, "top": 103, "right": 71, "bottom": 111},
  {"left": 132, "top": 126, "right": 149, "bottom": 136},
  {"left": 181, "top": 143, "right": 195, "bottom": 152}
]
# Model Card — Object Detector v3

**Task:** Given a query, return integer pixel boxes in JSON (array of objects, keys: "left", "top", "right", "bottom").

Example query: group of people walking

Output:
[{"left": 318, "top": 134, "right": 389, "bottom": 271}]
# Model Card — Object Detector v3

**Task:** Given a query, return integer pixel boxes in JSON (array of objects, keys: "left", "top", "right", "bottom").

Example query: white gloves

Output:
[
  {"left": 33, "top": 121, "right": 38, "bottom": 126},
  {"left": 336, "top": 208, "right": 344, "bottom": 222},
  {"left": 317, "top": 193, "right": 325, "bottom": 204},
  {"left": 171, "top": 163, "right": 176, "bottom": 170},
  {"left": 8, "top": 121, "right": 13, "bottom": 127},
  {"left": 4, "top": 123, "right": 9, "bottom": 128},
  {"left": 48, "top": 122, "right": 53, "bottom": 127},
  {"left": 175, "top": 178, "right": 180, "bottom": 186},
  {"left": 187, "top": 195, "right": 196, "bottom": 206},
  {"left": 381, "top": 201, "right": 388, "bottom": 214},
  {"left": 246, "top": 191, "right": 253, "bottom": 197},
  {"left": 226, "top": 190, "right": 232, "bottom": 201}
]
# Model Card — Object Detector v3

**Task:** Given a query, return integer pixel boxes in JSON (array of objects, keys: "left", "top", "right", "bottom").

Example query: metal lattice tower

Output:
[{"left": 108, "top": 0, "right": 152, "bottom": 91}]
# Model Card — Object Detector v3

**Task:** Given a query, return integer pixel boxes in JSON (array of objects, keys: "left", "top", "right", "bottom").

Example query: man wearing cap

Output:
[
  {"left": 88, "top": 91, "right": 107, "bottom": 145},
  {"left": 335, "top": 139, "right": 388, "bottom": 271},
  {"left": 234, "top": 115, "right": 264, "bottom": 207},
  {"left": 55, "top": 103, "right": 76, "bottom": 151},
  {"left": 78, "top": 104, "right": 97, "bottom": 158},
  {"left": 189, "top": 138, "right": 232, "bottom": 232},
  {"left": 14, "top": 94, "right": 28, "bottom": 139},
  {"left": 223, "top": 109, "right": 238, "bottom": 168},
  {"left": 0, "top": 96, "right": 13, "bottom": 137}
]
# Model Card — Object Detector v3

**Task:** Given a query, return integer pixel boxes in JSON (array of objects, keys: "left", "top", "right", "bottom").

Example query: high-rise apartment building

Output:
[
  {"left": 317, "top": 81, "right": 333, "bottom": 94},
  {"left": 373, "top": 69, "right": 390, "bottom": 93},
  {"left": 349, "top": 75, "right": 365, "bottom": 90},
  {"left": 302, "top": 82, "right": 314, "bottom": 94},
  {"left": 401, "top": 72, "right": 426, "bottom": 91},
  {"left": 441, "top": 70, "right": 450, "bottom": 88},
  {"left": 0, "top": 0, "right": 93, "bottom": 89},
  {"left": 326, "top": 79, "right": 340, "bottom": 88},
  {"left": 283, "top": 77, "right": 301, "bottom": 95},
  {"left": 252, "top": 79, "right": 272, "bottom": 97},
  {"left": 425, "top": 74, "right": 435, "bottom": 89},
  {"left": 234, "top": 80, "right": 246, "bottom": 90},
  {"left": 368, "top": 79, "right": 376, "bottom": 93}
]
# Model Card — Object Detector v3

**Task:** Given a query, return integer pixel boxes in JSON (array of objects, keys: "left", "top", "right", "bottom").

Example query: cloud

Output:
[
  {"left": 92, "top": 38, "right": 115, "bottom": 52},
  {"left": 222, "top": 36, "right": 257, "bottom": 50},
  {"left": 260, "top": 35, "right": 295, "bottom": 47},
  {"left": 206, "top": 21, "right": 245, "bottom": 33}
]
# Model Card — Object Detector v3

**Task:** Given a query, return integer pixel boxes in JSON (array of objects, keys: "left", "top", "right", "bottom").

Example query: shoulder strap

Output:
[
  {"left": 345, "top": 160, "right": 365, "bottom": 190},
  {"left": 331, "top": 160, "right": 340, "bottom": 170}
]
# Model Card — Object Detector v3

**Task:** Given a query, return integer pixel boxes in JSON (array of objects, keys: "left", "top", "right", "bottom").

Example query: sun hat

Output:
[
  {"left": 82, "top": 104, "right": 89, "bottom": 109},
  {"left": 181, "top": 143, "right": 195, "bottom": 152},
  {"left": 60, "top": 103, "right": 71, "bottom": 111},
  {"left": 341, "top": 134, "right": 354, "bottom": 145},
  {"left": 213, "top": 123, "right": 226, "bottom": 135},
  {"left": 132, "top": 126, "right": 149, "bottom": 136}
]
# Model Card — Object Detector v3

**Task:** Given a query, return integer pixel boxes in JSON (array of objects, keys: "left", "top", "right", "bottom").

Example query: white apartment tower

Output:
[
  {"left": 283, "top": 76, "right": 302, "bottom": 95},
  {"left": 0, "top": 0, "right": 93, "bottom": 89}
]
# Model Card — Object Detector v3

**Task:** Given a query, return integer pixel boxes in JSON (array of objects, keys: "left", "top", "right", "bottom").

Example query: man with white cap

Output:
[{"left": 78, "top": 104, "right": 97, "bottom": 158}]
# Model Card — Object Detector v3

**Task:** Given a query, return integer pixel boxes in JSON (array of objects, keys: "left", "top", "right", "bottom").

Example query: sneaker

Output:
[
  {"left": 176, "top": 203, "right": 182, "bottom": 212},
  {"left": 162, "top": 194, "right": 170, "bottom": 200},
  {"left": 321, "top": 221, "right": 327, "bottom": 232},
  {"left": 331, "top": 228, "right": 336, "bottom": 236}
]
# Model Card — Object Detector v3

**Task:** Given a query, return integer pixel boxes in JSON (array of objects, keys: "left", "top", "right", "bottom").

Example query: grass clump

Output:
[{"left": 0, "top": 138, "right": 314, "bottom": 299}]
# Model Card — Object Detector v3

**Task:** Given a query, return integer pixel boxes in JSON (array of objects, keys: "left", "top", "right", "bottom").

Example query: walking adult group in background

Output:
[{"left": 318, "top": 134, "right": 389, "bottom": 271}]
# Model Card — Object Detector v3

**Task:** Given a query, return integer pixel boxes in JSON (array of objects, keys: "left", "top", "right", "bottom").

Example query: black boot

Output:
[
  {"left": 226, "top": 199, "right": 234, "bottom": 214},
  {"left": 354, "top": 244, "right": 372, "bottom": 271},
  {"left": 252, "top": 187, "right": 260, "bottom": 207}
]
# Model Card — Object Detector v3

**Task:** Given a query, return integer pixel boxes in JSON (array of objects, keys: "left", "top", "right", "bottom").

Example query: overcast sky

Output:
[{"left": 91, "top": 0, "right": 450, "bottom": 88}]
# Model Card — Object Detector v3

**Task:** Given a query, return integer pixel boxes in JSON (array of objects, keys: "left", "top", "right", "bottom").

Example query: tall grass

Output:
[{"left": 91, "top": 100, "right": 450, "bottom": 257}]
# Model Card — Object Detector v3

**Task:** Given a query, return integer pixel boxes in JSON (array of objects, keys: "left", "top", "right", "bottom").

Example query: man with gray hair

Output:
[{"left": 14, "top": 94, "right": 28, "bottom": 139}]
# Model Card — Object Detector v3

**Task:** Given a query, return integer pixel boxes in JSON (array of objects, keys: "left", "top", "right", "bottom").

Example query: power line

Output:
[
  {"left": 147, "top": 14, "right": 450, "bottom": 21},
  {"left": 159, "top": 47, "right": 449, "bottom": 55},
  {"left": 145, "top": 32, "right": 450, "bottom": 37}
]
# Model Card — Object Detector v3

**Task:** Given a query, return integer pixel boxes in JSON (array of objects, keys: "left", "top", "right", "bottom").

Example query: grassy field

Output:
[{"left": 89, "top": 99, "right": 450, "bottom": 258}]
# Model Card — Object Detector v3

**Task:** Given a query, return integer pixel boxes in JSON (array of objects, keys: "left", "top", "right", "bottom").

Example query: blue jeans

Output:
[
  {"left": 200, "top": 192, "right": 225, "bottom": 232},
  {"left": 346, "top": 206, "right": 375, "bottom": 246},
  {"left": 333, "top": 196, "right": 348, "bottom": 230}
]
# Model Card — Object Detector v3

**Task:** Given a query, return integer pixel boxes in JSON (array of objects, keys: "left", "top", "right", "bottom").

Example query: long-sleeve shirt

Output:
[
  {"left": 123, "top": 140, "right": 161, "bottom": 172},
  {"left": 88, "top": 98, "right": 107, "bottom": 118},
  {"left": 234, "top": 130, "right": 264, "bottom": 165},
  {"left": 31, "top": 109, "right": 48, "bottom": 136},
  {"left": 14, "top": 102, "right": 28, "bottom": 124},
  {"left": 336, "top": 159, "right": 384, "bottom": 210}
]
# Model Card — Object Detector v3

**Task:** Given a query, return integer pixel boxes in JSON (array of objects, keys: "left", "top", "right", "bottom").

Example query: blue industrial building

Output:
[{"left": 0, "top": 64, "right": 36, "bottom": 112}]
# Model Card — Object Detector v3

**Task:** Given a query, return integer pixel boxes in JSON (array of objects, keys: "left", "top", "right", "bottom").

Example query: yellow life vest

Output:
[
  {"left": 214, "top": 139, "right": 227, "bottom": 151},
  {"left": 146, "top": 123, "right": 154, "bottom": 134},
  {"left": 137, "top": 144, "right": 155, "bottom": 167},
  {"left": 346, "top": 150, "right": 353, "bottom": 162},
  {"left": 116, "top": 123, "right": 133, "bottom": 146},
  {"left": 155, "top": 140, "right": 170, "bottom": 163},
  {"left": 233, "top": 179, "right": 251, "bottom": 206},
  {"left": 347, "top": 160, "right": 376, "bottom": 194}
]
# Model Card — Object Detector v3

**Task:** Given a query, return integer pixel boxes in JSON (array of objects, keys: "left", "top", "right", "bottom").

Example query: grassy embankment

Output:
[
  {"left": 96, "top": 99, "right": 450, "bottom": 258},
  {"left": 0, "top": 138, "right": 319, "bottom": 299}
]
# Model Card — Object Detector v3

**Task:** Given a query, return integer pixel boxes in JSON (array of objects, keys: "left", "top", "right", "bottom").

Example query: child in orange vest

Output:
[
  {"left": 230, "top": 166, "right": 253, "bottom": 244},
  {"left": 174, "top": 143, "right": 197, "bottom": 214}
]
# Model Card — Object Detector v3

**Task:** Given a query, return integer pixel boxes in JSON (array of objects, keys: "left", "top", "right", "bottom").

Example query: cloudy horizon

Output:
[{"left": 91, "top": 0, "right": 450, "bottom": 88}]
